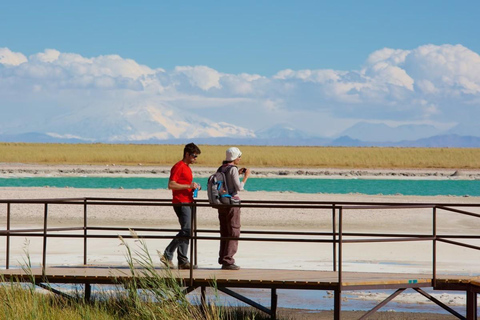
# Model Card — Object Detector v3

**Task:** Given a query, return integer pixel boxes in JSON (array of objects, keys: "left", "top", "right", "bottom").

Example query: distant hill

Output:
[
  {"left": 2, "top": 132, "right": 480, "bottom": 148},
  {"left": 337, "top": 122, "right": 442, "bottom": 142},
  {"left": 0, "top": 132, "right": 87, "bottom": 143},
  {"left": 255, "top": 123, "right": 314, "bottom": 139},
  {"left": 325, "top": 134, "right": 480, "bottom": 148},
  {"left": 394, "top": 134, "right": 480, "bottom": 148},
  {"left": 329, "top": 136, "right": 365, "bottom": 146}
]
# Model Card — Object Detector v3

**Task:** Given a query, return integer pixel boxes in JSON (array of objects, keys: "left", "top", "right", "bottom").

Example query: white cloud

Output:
[
  {"left": 274, "top": 68, "right": 342, "bottom": 83},
  {"left": 32, "top": 48, "right": 61, "bottom": 63},
  {"left": 416, "top": 79, "right": 437, "bottom": 95},
  {"left": 263, "top": 99, "right": 284, "bottom": 111},
  {"left": 1, "top": 44, "right": 480, "bottom": 139},
  {"left": 365, "top": 48, "right": 409, "bottom": 66},
  {"left": 174, "top": 65, "right": 221, "bottom": 91},
  {"left": 405, "top": 44, "right": 480, "bottom": 91},
  {"left": 220, "top": 73, "right": 264, "bottom": 95},
  {"left": 0, "top": 48, "right": 27, "bottom": 66},
  {"left": 365, "top": 62, "right": 414, "bottom": 91}
]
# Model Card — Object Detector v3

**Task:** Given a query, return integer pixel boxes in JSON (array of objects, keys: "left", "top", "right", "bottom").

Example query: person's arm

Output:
[
  {"left": 241, "top": 168, "right": 250, "bottom": 185},
  {"left": 168, "top": 180, "right": 199, "bottom": 190},
  {"left": 230, "top": 168, "right": 245, "bottom": 191}
]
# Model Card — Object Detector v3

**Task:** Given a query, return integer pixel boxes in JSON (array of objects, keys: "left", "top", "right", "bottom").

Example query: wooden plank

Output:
[{"left": 2, "top": 266, "right": 478, "bottom": 291}]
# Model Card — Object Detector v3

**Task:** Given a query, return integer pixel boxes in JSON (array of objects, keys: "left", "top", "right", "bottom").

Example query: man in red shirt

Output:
[{"left": 160, "top": 142, "right": 201, "bottom": 269}]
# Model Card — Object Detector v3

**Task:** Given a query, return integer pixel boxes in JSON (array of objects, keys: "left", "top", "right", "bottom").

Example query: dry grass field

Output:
[{"left": 1, "top": 142, "right": 480, "bottom": 169}]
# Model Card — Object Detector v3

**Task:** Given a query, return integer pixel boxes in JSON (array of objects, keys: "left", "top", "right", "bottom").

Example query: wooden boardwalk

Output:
[
  {"left": 1, "top": 197, "right": 480, "bottom": 319},
  {"left": 2, "top": 266, "right": 479, "bottom": 319},
  {"left": 0, "top": 265, "right": 465, "bottom": 288},
  {"left": 2, "top": 265, "right": 479, "bottom": 290}
]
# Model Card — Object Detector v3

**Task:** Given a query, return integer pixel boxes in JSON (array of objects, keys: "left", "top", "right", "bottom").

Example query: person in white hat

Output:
[{"left": 216, "top": 147, "right": 250, "bottom": 270}]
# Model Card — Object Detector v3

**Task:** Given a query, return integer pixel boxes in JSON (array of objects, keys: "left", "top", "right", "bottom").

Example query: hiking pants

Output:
[{"left": 218, "top": 206, "right": 241, "bottom": 266}]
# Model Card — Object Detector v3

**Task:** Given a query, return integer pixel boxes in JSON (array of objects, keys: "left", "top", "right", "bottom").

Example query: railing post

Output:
[
  {"left": 335, "top": 206, "right": 343, "bottom": 320},
  {"left": 432, "top": 206, "right": 437, "bottom": 286},
  {"left": 334, "top": 289, "right": 342, "bottom": 320},
  {"left": 193, "top": 201, "right": 198, "bottom": 266},
  {"left": 6, "top": 203, "right": 11, "bottom": 269},
  {"left": 201, "top": 286, "right": 206, "bottom": 308},
  {"left": 84, "top": 199, "right": 88, "bottom": 265},
  {"left": 271, "top": 288, "right": 278, "bottom": 320},
  {"left": 42, "top": 203, "right": 48, "bottom": 275},
  {"left": 466, "top": 290, "right": 477, "bottom": 320},
  {"left": 189, "top": 203, "right": 195, "bottom": 286},
  {"left": 332, "top": 204, "right": 337, "bottom": 271},
  {"left": 85, "top": 283, "right": 91, "bottom": 302},
  {"left": 338, "top": 207, "right": 343, "bottom": 284},
  {"left": 82, "top": 199, "right": 90, "bottom": 300}
]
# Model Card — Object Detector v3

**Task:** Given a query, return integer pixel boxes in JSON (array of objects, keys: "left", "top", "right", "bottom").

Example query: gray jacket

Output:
[{"left": 220, "top": 165, "right": 244, "bottom": 197}]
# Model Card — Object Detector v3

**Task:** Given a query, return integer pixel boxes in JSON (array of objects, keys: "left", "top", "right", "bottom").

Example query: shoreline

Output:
[{"left": 1, "top": 163, "right": 480, "bottom": 180}]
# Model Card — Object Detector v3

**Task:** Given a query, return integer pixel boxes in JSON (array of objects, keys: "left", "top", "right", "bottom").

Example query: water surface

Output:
[{"left": 0, "top": 177, "right": 478, "bottom": 196}]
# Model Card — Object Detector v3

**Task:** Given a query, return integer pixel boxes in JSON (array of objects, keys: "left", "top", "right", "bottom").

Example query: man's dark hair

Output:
[{"left": 183, "top": 142, "right": 201, "bottom": 157}]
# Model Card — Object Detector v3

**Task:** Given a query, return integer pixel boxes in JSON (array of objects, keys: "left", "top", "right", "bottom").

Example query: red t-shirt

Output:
[{"left": 169, "top": 160, "right": 193, "bottom": 203}]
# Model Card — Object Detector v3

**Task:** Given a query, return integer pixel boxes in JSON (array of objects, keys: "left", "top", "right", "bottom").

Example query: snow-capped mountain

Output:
[{"left": 24, "top": 102, "right": 255, "bottom": 142}]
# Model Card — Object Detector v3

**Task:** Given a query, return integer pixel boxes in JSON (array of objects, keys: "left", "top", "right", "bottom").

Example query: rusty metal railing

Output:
[{"left": 1, "top": 197, "right": 480, "bottom": 286}]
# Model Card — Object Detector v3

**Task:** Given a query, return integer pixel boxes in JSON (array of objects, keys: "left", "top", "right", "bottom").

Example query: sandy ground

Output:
[{"left": 0, "top": 164, "right": 479, "bottom": 318}]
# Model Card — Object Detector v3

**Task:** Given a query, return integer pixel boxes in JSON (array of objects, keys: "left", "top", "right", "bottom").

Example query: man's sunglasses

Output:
[{"left": 191, "top": 154, "right": 198, "bottom": 158}]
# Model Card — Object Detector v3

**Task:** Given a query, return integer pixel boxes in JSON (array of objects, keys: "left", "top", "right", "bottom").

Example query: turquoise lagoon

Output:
[{"left": 0, "top": 176, "right": 478, "bottom": 196}]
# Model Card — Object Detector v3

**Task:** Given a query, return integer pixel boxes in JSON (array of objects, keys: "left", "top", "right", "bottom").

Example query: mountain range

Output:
[
  {"left": 2, "top": 130, "right": 480, "bottom": 148},
  {"left": 1, "top": 105, "right": 479, "bottom": 147}
]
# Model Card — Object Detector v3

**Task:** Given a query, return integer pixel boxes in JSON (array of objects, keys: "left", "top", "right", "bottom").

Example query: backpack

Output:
[{"left": 207, "top": 165, "right": 240, "bottom": 206}]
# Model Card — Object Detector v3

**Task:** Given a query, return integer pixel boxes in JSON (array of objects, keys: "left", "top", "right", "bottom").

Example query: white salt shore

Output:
[{"left": 1, "top": 162, "right": 480, "bottom": 180}]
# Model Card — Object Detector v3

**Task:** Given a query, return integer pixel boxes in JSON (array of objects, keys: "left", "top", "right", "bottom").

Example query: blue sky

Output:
[
  {"left": 1, "top": 1, "right": 480, "bottom": 141},
  {"left": 3, "top": 1, "right": 478, "bottom": 75}
]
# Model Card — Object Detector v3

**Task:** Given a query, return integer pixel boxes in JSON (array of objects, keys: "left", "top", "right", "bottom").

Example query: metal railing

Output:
[{"left": 1, "top": 197, "right": 480, "bottom": 286}]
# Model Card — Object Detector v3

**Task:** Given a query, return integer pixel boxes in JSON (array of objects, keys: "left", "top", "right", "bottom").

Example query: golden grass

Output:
[{"left": 0, "top": 142, "right": 480, "bottom": 169}]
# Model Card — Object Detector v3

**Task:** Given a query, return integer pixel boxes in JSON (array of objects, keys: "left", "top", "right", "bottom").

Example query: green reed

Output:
[{"left": 0, "top": 234, "right": 273, "bottom": 320}]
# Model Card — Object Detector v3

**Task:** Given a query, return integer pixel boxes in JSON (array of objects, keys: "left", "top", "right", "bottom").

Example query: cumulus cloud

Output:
[
  {"left": 274, "top": 68, "right": 343, "bottom": 83},
  {"left": 0, "top": 48, "right": 27, "bottom": 66},
  {"left": 174, "top": 65, "right": 222, "bottom": 91},
  {"left": 365, "top": 48, "right": 409, "bottom": 66},
  {"left": 1, "top": 44, "right": 480, "bottom": 139},
  {"left": 27, "top": 49, "right": 158, "bottom": 79},
  {"left": 267, "top": 44, "right": 480, "bottom": 123}
]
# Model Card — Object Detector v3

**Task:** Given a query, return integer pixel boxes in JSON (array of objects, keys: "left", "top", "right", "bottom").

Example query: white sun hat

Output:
[{"left": 225, "top": 147, "right": 242, "bottom": 161}]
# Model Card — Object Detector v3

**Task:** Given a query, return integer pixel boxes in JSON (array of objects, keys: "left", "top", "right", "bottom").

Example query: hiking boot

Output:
[
  {"left": 178, "top": 262, "right": 198, "bottom": 270},
  {"left": 160, "top": 254, "right": 174, "bottom": 268},
  {"left": 221, "top": 263, "right": 240, "bottom": 270}
]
